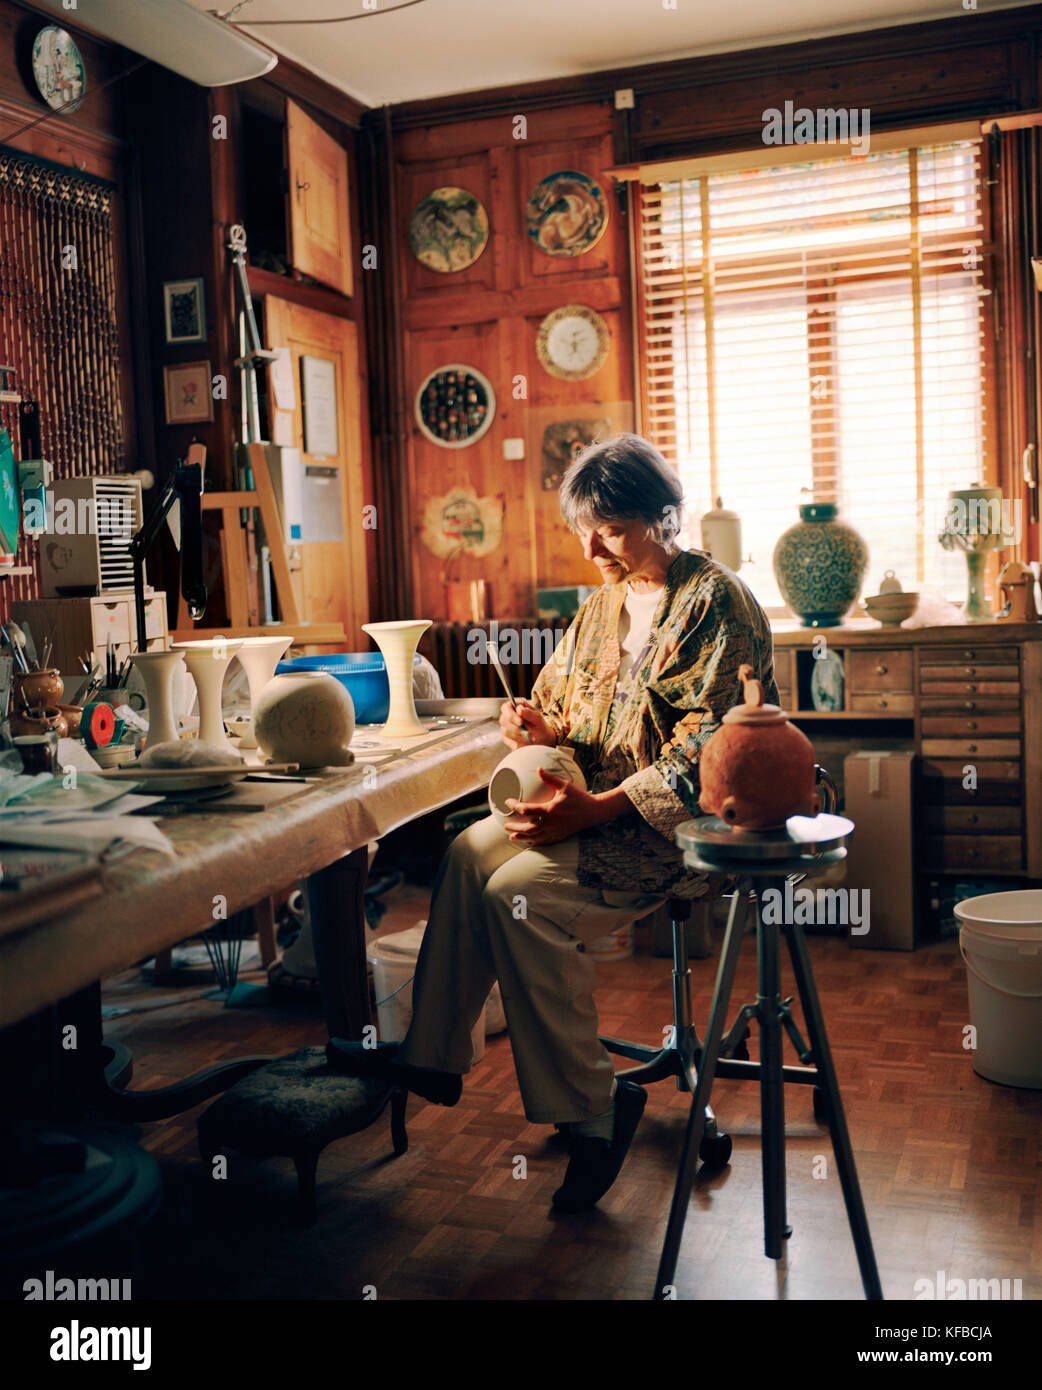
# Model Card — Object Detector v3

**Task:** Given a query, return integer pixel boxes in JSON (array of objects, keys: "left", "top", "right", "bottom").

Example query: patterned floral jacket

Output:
[{"left": 530, "top": 548, "right": 779, "bottom": 895}]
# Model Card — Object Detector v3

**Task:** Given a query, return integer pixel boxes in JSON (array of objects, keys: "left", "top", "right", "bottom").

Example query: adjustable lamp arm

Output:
[{"left": 129, "top": 462, "right": 206, "bottom": 653}]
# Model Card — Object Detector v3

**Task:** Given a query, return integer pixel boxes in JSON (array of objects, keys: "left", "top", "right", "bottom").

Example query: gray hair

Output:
[{"left": 559, "top": 433, "right": 685, "bottom": 545}]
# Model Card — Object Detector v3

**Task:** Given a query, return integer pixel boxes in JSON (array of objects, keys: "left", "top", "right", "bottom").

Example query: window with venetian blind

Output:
[{"left": 636, "top": 135, "right": 992, "bottom": 609}]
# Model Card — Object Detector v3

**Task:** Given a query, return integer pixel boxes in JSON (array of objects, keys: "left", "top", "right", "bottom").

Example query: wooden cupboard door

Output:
[
  {"left": 263, "top": 296, "right": 369, "bottom": 647},
  {"left": 286, "top": 100, "right": 352, "bottom": 297}
]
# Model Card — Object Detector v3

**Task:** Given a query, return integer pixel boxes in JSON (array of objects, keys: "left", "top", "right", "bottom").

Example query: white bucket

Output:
[
  {"left": 367, "top": 922, "right": 489, "bottom": 1063},
  {"left": 955, "top": 890, "right": 1042, "bottom": 1089}
]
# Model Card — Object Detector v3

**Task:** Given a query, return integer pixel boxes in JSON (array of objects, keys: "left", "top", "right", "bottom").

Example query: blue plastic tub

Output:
[{"left": 275, "top": 652, "right": 423, "bottom": 724}]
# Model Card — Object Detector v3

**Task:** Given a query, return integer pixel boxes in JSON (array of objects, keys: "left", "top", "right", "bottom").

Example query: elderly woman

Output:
[{"left": 327, "top": 434, "right": 777, "bottom": 1212}]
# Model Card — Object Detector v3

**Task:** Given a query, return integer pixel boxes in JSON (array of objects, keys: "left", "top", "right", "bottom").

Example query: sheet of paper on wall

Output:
[
  {"left": 301, "top": 355, "right": 338, "bottom": 457},
  {"left": 300, "top": 465, "right": 344, "bottom": 544},
  {"left": 272, "top": 409, "right": 295, "bottom": 448},
  {"left": 269, "top": 347, "right": 296, "bottom": 412}
]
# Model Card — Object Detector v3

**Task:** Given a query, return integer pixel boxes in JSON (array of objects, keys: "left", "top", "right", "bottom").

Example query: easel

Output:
[{"left": 176, "top": 441, "right": 300, "bottom": 632}]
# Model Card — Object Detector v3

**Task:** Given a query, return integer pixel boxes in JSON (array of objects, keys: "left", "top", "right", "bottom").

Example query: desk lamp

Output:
[{"left": 129, "top": 461, "right": 206, "bottom": 652}]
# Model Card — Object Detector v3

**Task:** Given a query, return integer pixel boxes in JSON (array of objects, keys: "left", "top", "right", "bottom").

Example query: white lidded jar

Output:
[{"left": 700, "top": 497, "right": 742, "bottom": 572}]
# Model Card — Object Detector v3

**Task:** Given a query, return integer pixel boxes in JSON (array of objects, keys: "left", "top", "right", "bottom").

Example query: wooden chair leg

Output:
[
  {"left": 390, "top": 1088, "right": 409, "bottom": 1156},
  {"left": 253, "top": 898, "right": 278, "bottom": 968}
]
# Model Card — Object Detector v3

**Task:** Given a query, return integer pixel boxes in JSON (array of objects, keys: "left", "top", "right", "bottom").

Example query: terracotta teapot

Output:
[{"left": 698, "top": 664, "right": 820, "bottom": 829}]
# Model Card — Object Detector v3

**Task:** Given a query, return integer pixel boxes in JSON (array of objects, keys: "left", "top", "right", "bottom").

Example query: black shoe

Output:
[
  {"left": 551, "top": 1080, "right": 647, "bottom": 1213},
  {"left": 324, "top": 1038, "right": 462, "bottom": 1107}
]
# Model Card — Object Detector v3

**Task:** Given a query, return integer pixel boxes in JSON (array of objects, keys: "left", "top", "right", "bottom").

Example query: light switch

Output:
[{"left": 503, "top": 438, "right": 525, "bottom": 460}]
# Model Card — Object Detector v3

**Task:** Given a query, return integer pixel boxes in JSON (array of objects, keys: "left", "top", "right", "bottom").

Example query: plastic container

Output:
[
  {"left": 276, "top": 652, "right": 423, "bottom": 725},
  {"left": 367, "top": 922, "right": 507, "bottom": 1064},
  {"left": 955, "top": 890, "right": 1042, "bottom": 1089}
]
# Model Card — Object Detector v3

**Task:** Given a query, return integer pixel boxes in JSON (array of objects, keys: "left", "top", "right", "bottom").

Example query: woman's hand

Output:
[
  {"left": 499, "top": 699, "right": 557, "bottom": 750},
  {"left": 505, "top": 771, "right": 629, "bottom": 846}
]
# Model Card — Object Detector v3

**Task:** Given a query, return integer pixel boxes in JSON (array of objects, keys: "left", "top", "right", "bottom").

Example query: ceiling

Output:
[{"left": 193, "top": 0, "right": 1034, "bottom": 108}]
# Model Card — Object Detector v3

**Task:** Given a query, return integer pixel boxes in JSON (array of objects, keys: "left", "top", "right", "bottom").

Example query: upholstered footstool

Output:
[{"left": 197, "top": 1046, "right": 408, "bottom": 1224}]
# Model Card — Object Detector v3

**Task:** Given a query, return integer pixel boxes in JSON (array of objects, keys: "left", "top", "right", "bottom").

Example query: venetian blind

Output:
[{"left": 638, "top": 140, "right": 988, "bottom": 607}]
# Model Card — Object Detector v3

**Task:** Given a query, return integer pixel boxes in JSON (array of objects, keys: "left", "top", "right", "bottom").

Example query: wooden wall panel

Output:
[
  {"left": 402, "top": 153, "right": 497, "bottom": 299},
  {"left": 394, "top": 101, "right": 634, "bottom": 620},
  {"left": 516, "top": 133, "right": 617, "bottom": 287}
]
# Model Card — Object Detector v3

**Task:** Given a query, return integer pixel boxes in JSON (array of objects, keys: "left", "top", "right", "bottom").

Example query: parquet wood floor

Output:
[{"left": 102, "top": 890, "right": 1042, "bottom": 1301}]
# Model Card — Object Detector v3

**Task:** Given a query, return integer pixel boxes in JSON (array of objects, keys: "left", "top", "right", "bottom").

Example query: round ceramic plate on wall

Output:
[
  {"left": 408, "top": 187, "right": 489, "bottom": 273},
  {"left": 32, "top": 26, "right": 86, "bottom": 112},
  {"left": 415, "top": 364, "right": 496, "bottom": 448},
  {"left": 525, "top": 170, "right": 608, "bottom": 257},
  {"left": 536, "top": 305, "right": 610, "bottom": 381}
]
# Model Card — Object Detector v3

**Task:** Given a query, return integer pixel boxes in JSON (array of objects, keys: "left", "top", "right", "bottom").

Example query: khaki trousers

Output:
[{"left": 398, "top": 815, "right": 662, "bottom": 1125}]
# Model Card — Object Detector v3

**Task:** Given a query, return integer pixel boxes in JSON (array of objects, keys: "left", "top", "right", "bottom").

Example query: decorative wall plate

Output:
[
  {"left": 409, "top": 187, "right": 489, "bottom": 273},
  {"left": 525, "top": 170, "right": 608, "bottom": 257},
  {"left": 32, "top": 26, "right": 86, "bottom": 112},
  {"left": 536, "top": 305, "right": 610, "bottom": 381},
  {"left": 415, "top": 364, "right": 495, "bottom": 448}
]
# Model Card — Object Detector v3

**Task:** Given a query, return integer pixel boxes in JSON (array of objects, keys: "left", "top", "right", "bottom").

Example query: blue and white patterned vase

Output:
[{"left": 772, "top": 503, "right": 869, "bottom": 628}]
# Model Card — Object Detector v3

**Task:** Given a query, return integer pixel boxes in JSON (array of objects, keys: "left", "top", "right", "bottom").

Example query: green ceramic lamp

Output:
[{"left": 938, "top": 485, "right": 1014, "bottom": 624}]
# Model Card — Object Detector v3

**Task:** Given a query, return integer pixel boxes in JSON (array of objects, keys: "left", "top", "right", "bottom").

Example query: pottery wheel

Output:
[{"left": 676, "top": 812, "right": 853, "bottom": 868}]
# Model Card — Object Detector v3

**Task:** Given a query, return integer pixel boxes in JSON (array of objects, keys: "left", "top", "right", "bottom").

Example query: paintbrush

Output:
[{"left": 488, "top": 639, "right": 531, "bottom": 744}]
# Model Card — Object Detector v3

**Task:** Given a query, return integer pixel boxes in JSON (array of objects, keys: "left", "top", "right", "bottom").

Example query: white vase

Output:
[
  {"left": 172, "top": 639, "right": 244, "bottom": 752},
  {"left": 361, "top": 620, "right": 431, "bottom": 738},
  {"left": 253, "top": 671, "right": 355, "bottom": 769},
  {"left": 488, "top": 744, "right": 586, "bottom": 828},
  {"left": 129, "top": 649, "right": 186, "bottom": 751},
  {"left": 233, "top": 635, "right": 294, "bottom": 748}
]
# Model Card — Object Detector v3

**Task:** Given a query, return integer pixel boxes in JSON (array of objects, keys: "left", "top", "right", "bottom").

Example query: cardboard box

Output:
[{"left": 843, "top": 750, "right": 917, "bottom": 950}]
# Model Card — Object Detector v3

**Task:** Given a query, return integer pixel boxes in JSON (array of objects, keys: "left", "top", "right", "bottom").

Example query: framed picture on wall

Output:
[
  {"left": 162, "top": 278, "right": 206, "bottom": 345},
  {"left": 163, "top": 361, "right": 213, "bottom": 425}
]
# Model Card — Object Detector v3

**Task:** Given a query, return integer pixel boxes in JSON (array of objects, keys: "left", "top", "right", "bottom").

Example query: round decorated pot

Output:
[
  {"left": 699, "top": 666, "right": 819, "bottom": 829},
  {"left": 488, "top": 743, "right": 586, "bottom": 828},
  {"left": 252, "top": 671, "right": 355, "bottom": 769},
  {"left": 13, "top": 667, "right": 63, "bottom": 709},
  {"left": 10, "top": 704, "right": 66, "bottom": 739},
  {"left": 772, "top": 502, "right": 868, "bottom": 628}
]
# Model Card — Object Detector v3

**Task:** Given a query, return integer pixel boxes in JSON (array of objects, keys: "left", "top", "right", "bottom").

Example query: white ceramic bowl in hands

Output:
[{"left": 488, "top": 743, "right": 586, "bottom": 828}]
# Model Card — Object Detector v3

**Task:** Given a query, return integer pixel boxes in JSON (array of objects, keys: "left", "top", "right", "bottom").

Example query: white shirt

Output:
[{"left": 617, "top": 585, "right": 662, "bottom": 684}]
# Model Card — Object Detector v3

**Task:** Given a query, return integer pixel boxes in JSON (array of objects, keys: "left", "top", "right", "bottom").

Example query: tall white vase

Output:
[
  {"left": 233, "top": 635, "right": 294, "bottom": 748},
  {"left": 361, "top": 620, "right": 431, "bottom": 738},
  {"left": 130, "top": 649, "right": 186, "bottom": 750},
  {"left": 173, "top": 639, "right": 244, "bottom": 751}
]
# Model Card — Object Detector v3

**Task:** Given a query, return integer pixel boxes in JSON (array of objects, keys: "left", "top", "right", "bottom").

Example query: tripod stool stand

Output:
[{"left": 653, "top": 811, "right": 883, "bottom": 1302}]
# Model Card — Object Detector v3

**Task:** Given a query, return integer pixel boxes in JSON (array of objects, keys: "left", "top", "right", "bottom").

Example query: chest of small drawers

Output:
[{"left": 771, "top": 621, "right": 1042, "bottom": 897}]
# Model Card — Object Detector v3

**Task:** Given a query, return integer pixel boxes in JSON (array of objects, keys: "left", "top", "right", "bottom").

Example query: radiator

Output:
[{"left": 420, "top": 619, "right": 568, "bottom": 700}]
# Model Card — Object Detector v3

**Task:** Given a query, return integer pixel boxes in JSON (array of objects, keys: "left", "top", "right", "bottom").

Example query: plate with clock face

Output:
[{"left": 536, "top": 305, "right": 610, "bottom": 382}]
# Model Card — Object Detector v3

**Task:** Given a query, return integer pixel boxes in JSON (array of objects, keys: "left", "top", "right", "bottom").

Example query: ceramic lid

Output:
[{"left": 722, "top": 664, "right": 789, "bottom": 725}]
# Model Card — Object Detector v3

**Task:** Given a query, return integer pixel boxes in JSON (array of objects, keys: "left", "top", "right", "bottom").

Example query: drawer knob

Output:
[
  {"left": 964, "top": 684, "right": 977, "bottom": 693},
  {"left": 967, "top": 720, "right": 977, "bottom": 730},
  {"left": 963, "top": 701, "right": 976, "bottom": 710},
  {"left": 967, "top": 849, "right": 979, "bottom": 859},
  {"left": 967, "top": 744, "right": 978, "bottom": 753},
  {"left": 968, "top": 814, "right": 979, "bottom": 825},
  {"left": 878, "top": 697, "right": 887, "bottom": 708},
  {"left": 966, "top": 667, "right": 977, "bottom": 675},
  {"left": 963, "top": 650, "right": 975, "bottom": 659},
  {"left": 875, "top": 664, "right": 887, "bottom": 675}
]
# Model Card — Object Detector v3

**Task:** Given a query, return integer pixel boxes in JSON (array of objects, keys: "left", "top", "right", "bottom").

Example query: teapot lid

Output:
[{"left": 722, "top": 664, "right": 789, "bottom": 725}]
